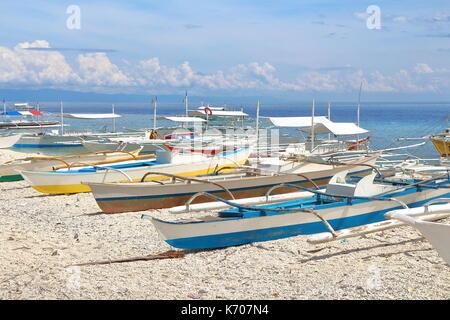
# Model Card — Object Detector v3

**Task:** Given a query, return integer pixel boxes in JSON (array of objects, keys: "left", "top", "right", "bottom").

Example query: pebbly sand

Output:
[{"left": 0, "top": 149, "right": 449, "bottom": 300}]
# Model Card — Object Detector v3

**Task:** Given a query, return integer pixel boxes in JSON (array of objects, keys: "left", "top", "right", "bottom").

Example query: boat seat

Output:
[
  {"left": 325, "top": 170, "right": 357, "bottom": 197},
  {"left": 325, "top": 170, "right": 379, "bottom": 198}
]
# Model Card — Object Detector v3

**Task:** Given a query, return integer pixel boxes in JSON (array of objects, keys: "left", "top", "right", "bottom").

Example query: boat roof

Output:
[
  {"left": 190, "top": 109, "right": 249, "bottom": 117},
  {"left": 268, "top": 116, "right": 369, "bottom": 136},
  {"left": 165, "top": 116, "right": 207, "bottom": 123},
  {"left": 1, "top": 110, "right": 43, "bottom": 116},
  {"left": 62, "top": 113, "right": 122, "bottom": 119},
  {"left": 198, "top": 106, "right": 226, "bottom": 111},
  {"left": 301, "top": 122, "right": 369, "bottom": 136},
  {"left": 268, "top": 116, "right": 330, "bottom": 127}
]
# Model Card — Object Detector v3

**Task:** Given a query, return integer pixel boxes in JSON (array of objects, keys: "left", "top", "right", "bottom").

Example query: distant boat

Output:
[
  {"left": 0, "top": 148, "right": 144, "bottom": 182},
  {"left": 430, "top": 128, "right": 450, "bottom": 157},
  {"left": 0, "top": 103, "right": 59, "bottom": 129},
  {"left": 0, "top": 134, "right": 22, "bottom": 149}
]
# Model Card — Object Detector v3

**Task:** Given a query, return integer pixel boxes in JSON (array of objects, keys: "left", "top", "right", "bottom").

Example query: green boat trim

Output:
[{"left": 0, "top": 174, "right": 24, "bottom": 182}]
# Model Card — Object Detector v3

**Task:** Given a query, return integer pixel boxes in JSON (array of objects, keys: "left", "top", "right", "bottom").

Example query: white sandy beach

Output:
[{"left": 0, "top": 148, "right": 449, "bottom": 300}]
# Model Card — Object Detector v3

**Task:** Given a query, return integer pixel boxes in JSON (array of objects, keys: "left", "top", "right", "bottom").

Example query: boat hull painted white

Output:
[{"left": 151, "top": 185, "right": 450, "bottom": 249}]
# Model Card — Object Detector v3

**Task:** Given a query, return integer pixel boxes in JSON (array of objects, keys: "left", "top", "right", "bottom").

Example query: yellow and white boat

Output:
[
  {"left": 20, "top": 147, "right": 251, "bottom": 194},
  {"left": 0, "top": 148, "right": 145, "bottom": 182},
  {"left": 430, "top": 127, "right": 450, "bottom": 158}
]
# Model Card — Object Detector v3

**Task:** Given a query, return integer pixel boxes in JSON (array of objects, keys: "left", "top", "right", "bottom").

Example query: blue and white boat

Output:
[{"left": 149, "top": 170, "right": 450, "bottom": 250}]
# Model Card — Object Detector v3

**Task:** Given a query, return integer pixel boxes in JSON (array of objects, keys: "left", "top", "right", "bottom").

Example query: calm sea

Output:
[{"left": 13, "top": 101, "right": 450, "bottom": 159}]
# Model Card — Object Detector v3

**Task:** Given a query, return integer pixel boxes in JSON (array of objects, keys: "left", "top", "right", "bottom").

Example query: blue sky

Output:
[{"left": 1, "top": 0, "right": 450, "bottom": 100}]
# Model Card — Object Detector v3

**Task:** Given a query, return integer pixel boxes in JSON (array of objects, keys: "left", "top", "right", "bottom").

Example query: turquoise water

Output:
[{"left": 4, "top": 101, "right": 449, "bottom": 158}]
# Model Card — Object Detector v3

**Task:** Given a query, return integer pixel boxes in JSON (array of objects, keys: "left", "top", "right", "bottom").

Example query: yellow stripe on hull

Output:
[
  {"left": 32, "top": 184, "right": 92, "bottom": 194},
  {"left": 30, "top": 160, "right": 248, "bottom": 194}
]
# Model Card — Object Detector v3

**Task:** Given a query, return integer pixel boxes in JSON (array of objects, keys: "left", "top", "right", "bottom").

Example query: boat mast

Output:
[
  {"left": 60, "top": 101, "right": 64, "bottom": 135},
  {"left": 112, "top": 103, "right": 116, "bottom": 133},
  {"left": 311, "top": 99, "right": 315, "bottom": 152},
  {"left": 328, "top": 102, "right": 331, "bottom": 140},
  {"left": 256, "top": 100, "right": 260, "bottom": 163},
  {"left": 357, "top": 81, "right": 363, "bottom": 146},
  {"left": 151, "top": 97, "right": 157, "bottom": 131},
  {"left": 184, "top": 91, "right": 188, "bottom": 117}
]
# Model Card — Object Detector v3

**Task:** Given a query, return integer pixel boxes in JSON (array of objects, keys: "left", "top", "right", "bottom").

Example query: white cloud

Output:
[
  {"left": 0, "top": 40, "right": 80, "bottom": 86},
  {"left": 354, "top": 12, "right": 368, "bottom": 20},
  {"left": 392, "top": 16, "right": 409, "bottom": 23},
  {"left": 77, "top": 53, "right": 131, "bottom": 87},
  {"left": 0, "top": 40, "right": 448, "bottom": 95},
  {"left": 414, "top": 63, "right": 434, "bottom": 74}
]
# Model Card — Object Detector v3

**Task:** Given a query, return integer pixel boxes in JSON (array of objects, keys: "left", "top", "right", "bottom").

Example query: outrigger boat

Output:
[
  {"left": 0, "top": 148, "right": 145, "bottom": 182},
  {"left": 0, "top": 103, "right": 59, "bottom": 129},
  {"left": 148, "top": 170, "right": 450, "bottom": 250},
  {"left": 0, "top": 134, "right": 22, "bottom": 149},
  {"left": 20, "top": 147, "right": 251, "bottom": 194},
  {"left": 305, "top": 198, "right": 450, "bottom": 265},
  {"left": 385, "top": 201, "right": 450, "bottom": 265},
  {"left": 430, "top": 127, "right": 450, "bottom": 158},
  {"left": 86, "top": 154, "right": 378, "bottom": 213}
]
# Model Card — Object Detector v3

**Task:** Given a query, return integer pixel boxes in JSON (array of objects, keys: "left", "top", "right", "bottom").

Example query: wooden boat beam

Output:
[
  {"left": 28, "top": 157, "right": 71, "bottom": 169},
  {"left": 305, "top": 157, "right": 384, "bottom": 178},
  {"left": 304, "top": 208, "right": 338, "bottom": 237},
  {"left": 213, "top": 166, "right": 261, "bottom": 175},
  {"left": 139, "top": 171, "right": 236, "bottom": 201},
  {"left": 68, "top": 162, "right": 134, "bottom": 182},
  {"left": 264, "top": 175, "right": 320, "bottom": 202}
]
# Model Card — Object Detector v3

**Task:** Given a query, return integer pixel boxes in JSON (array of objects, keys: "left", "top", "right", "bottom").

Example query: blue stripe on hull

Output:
[
  {"left": 13, "top": 144, "right": 83, "bottom": 148},
  {"left": 163, "top": 193, "right": 450, "bottom": 250}
]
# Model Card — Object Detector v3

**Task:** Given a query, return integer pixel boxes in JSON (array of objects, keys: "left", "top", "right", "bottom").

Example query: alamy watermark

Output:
[
  {"left": 366, "top": 5, "right": 381, "bottom": 30},
  {"left": 66, "top": 266, "right": 81, "bottom": 290},
  {"left": 66, "top": 5, "right": 81, "bottom": 30},
  {"left": 366, "top": 264, "right": 382, "bottom": 290}
]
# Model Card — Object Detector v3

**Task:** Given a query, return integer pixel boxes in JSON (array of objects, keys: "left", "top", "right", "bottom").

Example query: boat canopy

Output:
[
  {"left": 62, "top": 113, "right": 122, "bottom": 119},
  {"left": 301, "top": 122, "right": 369, "bottom": 136},
  {"left": 198, "top": 106, "right": 225, "bottom": 111},
  {"left": 268, "top": 116, "right": 369, "bottom": 136},
  {"left": 165, "top": 116, "right": 207, "bottom": 123},
  {"left": 269, "top": 116, "right": 329, "bottom": 127},
  {"left": 1, "top": 110, "right": 43, "bottom": 116},
  {"left": 190, "top": 110, "right": 249, "bottom": 117}
]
